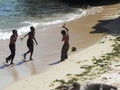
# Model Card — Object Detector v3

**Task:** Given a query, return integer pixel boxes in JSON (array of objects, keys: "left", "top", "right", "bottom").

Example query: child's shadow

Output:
[
  {"left": 16, "top": 59, "right": 32, "bottom": 66},
  {"left": 16, "top": 61, "right": 25, "bottom": 66},
  {"left": 0, "top": 61, "right": 25, "bottom": 69},
  {"left": 0, "top": 60, "right": 32, "bottom": 69},
  {"left": 0, "top": 64, "right": 9, "bottom": 69},
  {"left": 49, "top": 60, "right": 61, "bottom": 65}
]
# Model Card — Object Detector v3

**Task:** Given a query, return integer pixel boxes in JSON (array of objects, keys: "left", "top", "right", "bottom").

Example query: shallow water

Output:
[{"left": 0, "top": 0, "right": 85, "bottom": 40}]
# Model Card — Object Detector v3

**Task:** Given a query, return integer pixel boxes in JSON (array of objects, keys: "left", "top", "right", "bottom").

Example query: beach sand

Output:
[{"left": 1, "top": 2, "right": 120, "bottom": 90}]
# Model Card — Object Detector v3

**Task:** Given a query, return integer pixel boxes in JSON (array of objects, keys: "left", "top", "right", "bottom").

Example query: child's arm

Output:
[
  {"left": 62, "top": 23, "right": 69, "bottom": 32},
  {"left": 21, "top": 33, "right": 28, "bottom": 41}
]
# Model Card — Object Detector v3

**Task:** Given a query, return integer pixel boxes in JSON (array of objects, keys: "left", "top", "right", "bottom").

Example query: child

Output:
[
  {"left": 6, "top": 29, "right": 18, "bottom": 64},
  {"left": 21, "top": 26, "right": 38, "bottom": 60},
  {"left": 60, "top": 24, "right": 69, "bottom": 61}
]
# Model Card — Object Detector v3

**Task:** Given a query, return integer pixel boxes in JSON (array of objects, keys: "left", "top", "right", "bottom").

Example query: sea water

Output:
[
  {"left": 0, "top": 0, "right": 103, "bottom": 40},
  {"left": 0, "top": 0, "right": 87, "bottom": 40}
]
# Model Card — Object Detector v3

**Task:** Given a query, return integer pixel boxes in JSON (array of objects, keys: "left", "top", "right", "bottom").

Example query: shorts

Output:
[{"left": 27, "top": 40, "right": 33, "bottom": 48}]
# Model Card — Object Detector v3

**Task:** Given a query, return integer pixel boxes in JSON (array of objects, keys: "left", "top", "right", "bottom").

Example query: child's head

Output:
[
  {"left": 61, "top": 30, "right": 66, "bottom": 35},
  {"left": 30, "top": 26, "right": 35, "bottom": 32},
  {"left": 12, "top": 29, "right": 17, "bottom": 35}
]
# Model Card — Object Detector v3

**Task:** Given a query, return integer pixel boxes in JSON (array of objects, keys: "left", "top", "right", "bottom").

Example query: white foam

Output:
[
  {"left": 41, "top": 9, "right": 86, "bottom": 26},
  {"left": 0, "top": 6, "right": 103, "bottom": 40},
  {"left": 0, "top": 22, "right": 39, "bottom": 40},
  {"left": 17, "top": 22, "right": 39, "bottom": 35},
  {"left": 0, "top": 32, "right": 12, "bottom": 40}
]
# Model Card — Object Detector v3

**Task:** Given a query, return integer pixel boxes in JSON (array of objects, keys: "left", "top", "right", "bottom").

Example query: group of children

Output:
[
  {"left": 6, "top": 26, "right": 38, "bottom": 65},
  {"left": 5, "top": 24, "right": 69, "bottom": 65}
]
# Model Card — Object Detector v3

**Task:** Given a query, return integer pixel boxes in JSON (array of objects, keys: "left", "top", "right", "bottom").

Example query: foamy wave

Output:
[
  {"left": 0, "top": 22, "right": 39, "bottom": 40},
  {"left": 0, "top": 32, "right": 12, "bottom": 40},
  {"left": 0, "top": 9, "right": 86, "bottom": 40},
  {"left": 86, "top": 6, "right": 103, "bottom": 15},
  {"left": 0, "top": 7, "right": 103, "bottom": 40},
  {"left": 41, "top": 9, "right": 86, "bottom": 26},
  {"left": 18, "top": 22, "right": 39, "bottom": 35}
]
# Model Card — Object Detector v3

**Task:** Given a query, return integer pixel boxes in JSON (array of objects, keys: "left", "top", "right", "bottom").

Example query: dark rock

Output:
[{"left": 72, "top": 82, "right": 80, "bottom": 90}]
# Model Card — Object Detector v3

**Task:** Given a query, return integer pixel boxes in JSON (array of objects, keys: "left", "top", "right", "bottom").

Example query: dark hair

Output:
[
  {"left": 30, "top": 26, "right": 35, "bottom": 32},
  {"left": 12, "top": 29, "right": 17, "bottom": 33},
  {"left": 61, "top": 30, "right": 66, "bottom": 35}
]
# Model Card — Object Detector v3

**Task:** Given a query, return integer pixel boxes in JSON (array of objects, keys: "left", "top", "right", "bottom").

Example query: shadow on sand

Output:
[
  {"left": 90, "top": 17, "right": 120, "bottom": 35},
  {"left": 49, "top": 60, "right": 62, "bottom": 65},
  {"left": 0, "top": 59, "right": 33, "bottom": 69},
  {"left": 0, "top": 63, "right": 9, "bottom": 69},
  {"left": 16, "top": 59, "right": 33, "bottom": 66}
]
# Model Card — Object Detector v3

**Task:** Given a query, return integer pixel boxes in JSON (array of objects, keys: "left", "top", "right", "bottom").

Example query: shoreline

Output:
[
  {"left": 1, "top": 2, "right": 120, "bottom": 90},
  {"left": 4, "top": 34, "right": 119, "bottom": 90}
]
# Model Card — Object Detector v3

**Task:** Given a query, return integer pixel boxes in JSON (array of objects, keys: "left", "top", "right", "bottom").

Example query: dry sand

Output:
[{"left": 1, "top": 2, "right": 120, "bottom": 90}]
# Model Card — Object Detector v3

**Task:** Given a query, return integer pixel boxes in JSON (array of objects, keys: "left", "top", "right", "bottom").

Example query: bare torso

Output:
[
  {"left": 62, "top": 33, "right": 69, "bottom": 44},
  {"left": 28, "top": 32, "right": 35, "bottom": 41},
  {"left": 10, "top": 35, "right": 17, "bottom": 45}
]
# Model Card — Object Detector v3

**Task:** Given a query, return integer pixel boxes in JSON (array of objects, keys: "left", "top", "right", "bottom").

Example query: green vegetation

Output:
[{"left": 50, "top": 36, "right": 120, "bottom": 90}]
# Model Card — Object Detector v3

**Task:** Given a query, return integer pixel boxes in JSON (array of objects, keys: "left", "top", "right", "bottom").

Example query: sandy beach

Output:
[{"left": 0, "top": 2, "right": 120, "bottom": 90}]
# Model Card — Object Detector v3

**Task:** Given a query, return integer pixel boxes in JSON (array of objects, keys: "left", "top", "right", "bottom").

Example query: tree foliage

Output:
[{"left": 59, "top": 0, "right": 120, "bottom": 6}]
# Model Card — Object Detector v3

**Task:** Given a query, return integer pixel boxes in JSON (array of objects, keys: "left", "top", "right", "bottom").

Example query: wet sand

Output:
[{"left": 0, "top": 2, "right": 120, "bottom": 90}]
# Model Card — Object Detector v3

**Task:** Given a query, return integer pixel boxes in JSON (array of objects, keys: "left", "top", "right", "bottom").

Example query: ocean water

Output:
[
  {"left": 0, "top": 0, "right": 87, "bottom": 40},
  {"left": 0, "top": 0, "right": 104, "bottom": 40}
]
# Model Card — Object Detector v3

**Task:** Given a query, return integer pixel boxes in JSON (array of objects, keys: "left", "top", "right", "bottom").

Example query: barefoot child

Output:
[
  {"left": 6, "top": 29, "right": 18, "bottom": 65},
  {"left": 60, "top": 24, "right": 69, "bottom": 61},
  {"left": 21, "top": 26, "right": 38, "bottom": 60}
]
